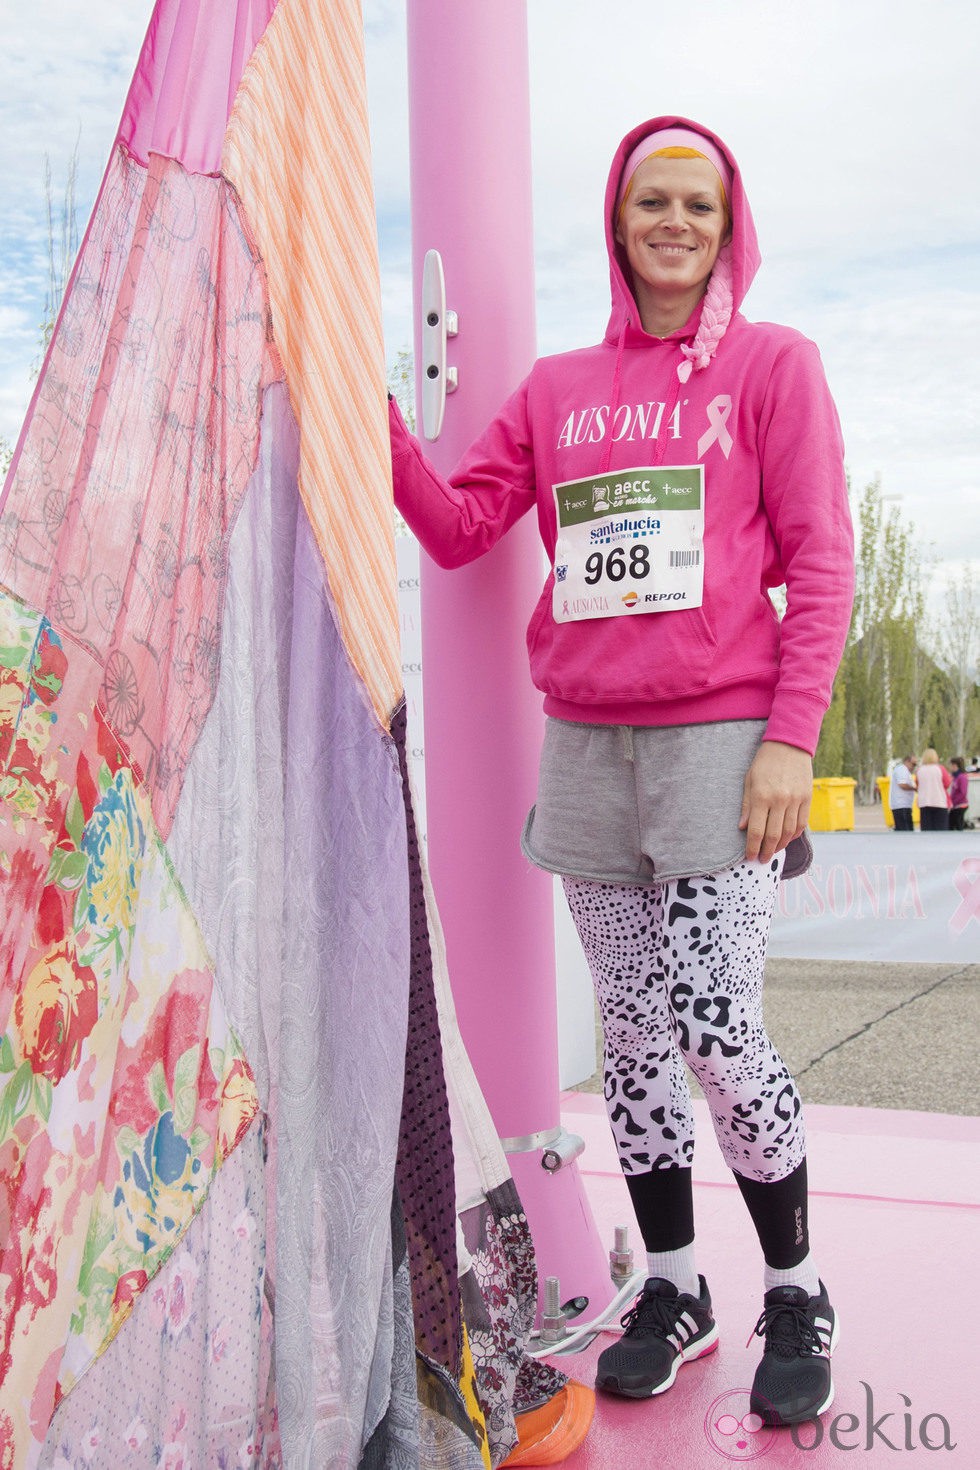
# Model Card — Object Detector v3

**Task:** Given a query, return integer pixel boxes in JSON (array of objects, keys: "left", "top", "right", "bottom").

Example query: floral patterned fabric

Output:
[
  {"left": 459, "top": 1185, "right": 567, "bottom": 1467},
  {"left": 37, "top": 1121, "right": 278, "bottom": 1470},
  {"left": 0, "top": 591, "right": 259, "bottom": 1467}
]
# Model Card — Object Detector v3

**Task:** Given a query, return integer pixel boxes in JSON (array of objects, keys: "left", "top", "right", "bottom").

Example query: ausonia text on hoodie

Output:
[{"left": 555, "top": 399, "right": 683, "bottom": 448}]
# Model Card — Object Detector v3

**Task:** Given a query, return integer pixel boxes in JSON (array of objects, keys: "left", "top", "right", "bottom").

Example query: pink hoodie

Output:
[{"left": 389, "top": 116, "right": 854, "bottom": 754}]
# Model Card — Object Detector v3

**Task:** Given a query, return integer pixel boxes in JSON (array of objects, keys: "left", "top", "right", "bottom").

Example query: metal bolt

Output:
[
  {"left": 609, "top": 1224, "right": 634, "bottom": 1284},
  {"left": 539, "top": 1274, "right": 567, "bottom": 1344}
]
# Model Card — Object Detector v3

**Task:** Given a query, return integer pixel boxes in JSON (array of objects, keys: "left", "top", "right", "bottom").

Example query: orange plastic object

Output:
[{"left": 501, "top": 1381, "right": 597, "bottom": 1466}]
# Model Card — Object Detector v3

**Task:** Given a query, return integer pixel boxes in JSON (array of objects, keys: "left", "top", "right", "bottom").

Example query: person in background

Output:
[
  {"left": 390, "top": 116, "right": 853, "bottom": 1428},
  {"left": 915, "top": 748, "right": 950, "bottom": 830},
  {"left": 948, "top": 757, "right": 970, "bottom": 830},
  {"left": 888, "top": 755, "right": 917, "bottom": 831}
]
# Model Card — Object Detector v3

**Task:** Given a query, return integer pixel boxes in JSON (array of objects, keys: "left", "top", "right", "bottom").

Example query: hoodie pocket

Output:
[
  {"left": 526, "top": 587, "right": 721, "bottom": 704},
  {"left": 637, "top": 604, "right": 718, "bottom": 695}
]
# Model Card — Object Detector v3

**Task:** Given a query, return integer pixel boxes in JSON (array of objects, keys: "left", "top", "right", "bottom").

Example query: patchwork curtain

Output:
[{"left": 0, "top": 3, "right": 564, "bottom": 1467}]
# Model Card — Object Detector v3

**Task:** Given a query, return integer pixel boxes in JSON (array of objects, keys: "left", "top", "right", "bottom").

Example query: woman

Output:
[
  {"left": 916, "top": 749, "right": 951, "bottom": 830},
  {"left": 949, "top": 757, "right": 970, "bottom": 830},
  {"left": 389, "top": 117, "right": 853, "bottom": 1427}
]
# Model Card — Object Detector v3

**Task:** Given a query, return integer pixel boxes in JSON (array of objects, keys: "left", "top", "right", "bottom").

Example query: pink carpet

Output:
[{"left": 543, "top": 1091, "right": 979, "bottom": 1467}]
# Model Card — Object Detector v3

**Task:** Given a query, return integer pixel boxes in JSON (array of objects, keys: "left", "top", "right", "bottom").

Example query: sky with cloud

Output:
[{"left": 2, "top": 0, "right": 978, "bottom": 597}]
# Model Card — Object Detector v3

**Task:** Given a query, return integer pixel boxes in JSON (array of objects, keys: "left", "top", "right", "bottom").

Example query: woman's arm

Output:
[
  {"left": 389, "top": 385, "right": 537, "bottom": 569},
  {"left": 758, "top": 339, "right": 855, "bottom": 755},
  {"left": 740, "top": 340, "right": 854, "bottom": 860}
]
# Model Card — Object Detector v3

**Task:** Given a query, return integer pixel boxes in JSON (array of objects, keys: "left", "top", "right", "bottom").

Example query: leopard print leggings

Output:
[{"left": 563, "top": 857, "right": 804, "bottom": 1184}]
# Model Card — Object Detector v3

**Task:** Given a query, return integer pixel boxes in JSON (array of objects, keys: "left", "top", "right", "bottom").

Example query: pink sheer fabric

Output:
[
  {"left": 0, "top": 147, "right": 279, "bottom": 837},
  {"left": 119, "top": 0, "right": 277, "bottom": 175}
]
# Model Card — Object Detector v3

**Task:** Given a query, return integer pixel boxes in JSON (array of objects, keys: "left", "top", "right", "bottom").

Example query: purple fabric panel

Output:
[
  {"left": 390, "top": 705, "right": 462, "bottom": 1377},
  {"left": 118, "top": 0, "right": 278, "bottom": 174},
  {"left": 166, "top": 380, "right": 413, "bottom": 1461},
  {"left": 279, "top": 493, "right": 411, "bottom": 1460}
]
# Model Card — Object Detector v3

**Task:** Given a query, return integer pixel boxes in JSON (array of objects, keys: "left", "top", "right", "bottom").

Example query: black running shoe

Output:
[
  {"left": 749, "top": 1281, "right": 838, "bottom": 1425},
  {"left": 595, "top": 1276, "right": 719, "bottom": 1398}
]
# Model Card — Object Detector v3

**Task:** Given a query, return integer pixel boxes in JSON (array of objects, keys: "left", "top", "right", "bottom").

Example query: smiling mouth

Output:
[{"left": 650, "top": 243, "right": 696, "bottom": 254}]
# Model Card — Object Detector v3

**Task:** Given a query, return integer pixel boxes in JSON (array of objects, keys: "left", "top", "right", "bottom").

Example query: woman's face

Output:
[{"left": 615, "top": 155, "right": 728, "bottom": 316}]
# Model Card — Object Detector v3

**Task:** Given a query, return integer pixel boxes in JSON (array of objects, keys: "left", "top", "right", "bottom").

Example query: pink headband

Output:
[{"left": 616, "top": 126, "right": 733, "bottom": 213}]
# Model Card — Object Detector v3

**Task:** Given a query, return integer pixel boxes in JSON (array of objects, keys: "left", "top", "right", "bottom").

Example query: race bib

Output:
[{"left": 551, "top": 467, "right": 704, "bottom": 623}]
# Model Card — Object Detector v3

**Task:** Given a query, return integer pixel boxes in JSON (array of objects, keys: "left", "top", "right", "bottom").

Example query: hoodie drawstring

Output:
[
  {"left": 602, "top": 312, "right": 686, "bottom": 476},
  {"left": 601, "top": 317, "right": 630, "bottom": 475}
]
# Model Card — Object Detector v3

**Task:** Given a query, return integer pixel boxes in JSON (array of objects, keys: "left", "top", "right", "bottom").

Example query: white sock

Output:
[
  {"left": 764, "top": 1251, "right": 820, "bottom": 1298},
  {"left": 645, "top": 1244, "right": 700, "bottom": 1298}
]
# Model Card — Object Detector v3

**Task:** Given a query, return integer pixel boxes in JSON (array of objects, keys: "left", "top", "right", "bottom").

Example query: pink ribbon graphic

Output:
[
  {"left": 697, "top": 394, "right": 734, "bottom": 460},
  {"left": 949, "top": 857, "right": 980, "bottom": 937}
]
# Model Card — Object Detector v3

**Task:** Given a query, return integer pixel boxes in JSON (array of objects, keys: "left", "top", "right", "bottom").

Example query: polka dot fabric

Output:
[{"left": 391, "top": 703, "right": 462, "bottom": 1377}]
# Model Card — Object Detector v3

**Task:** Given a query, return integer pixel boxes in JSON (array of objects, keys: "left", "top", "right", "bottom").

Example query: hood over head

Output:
[{"left": 604, "top": 116, "right": 761, "bottom": 378}]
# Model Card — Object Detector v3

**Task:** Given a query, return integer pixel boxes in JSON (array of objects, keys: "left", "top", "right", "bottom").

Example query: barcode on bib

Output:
[{"left": 669, "top": 550, "right": 701, "bottom": 567}]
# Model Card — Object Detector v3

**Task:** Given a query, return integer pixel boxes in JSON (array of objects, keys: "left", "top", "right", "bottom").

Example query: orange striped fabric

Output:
[{"left": 222, "top": 0, "right": 400, "bottom": 729}]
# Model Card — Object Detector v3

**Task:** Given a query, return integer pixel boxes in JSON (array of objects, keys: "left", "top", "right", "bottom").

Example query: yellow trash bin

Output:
[
  {"left": 810, "top": 777, "right": 856, "bottom": 832},
  {"left": 876, "top": 775, "right": 892, "bottom": 824},
  {"left": 877, "top": 775, "right": 919, "bottom": 828}
]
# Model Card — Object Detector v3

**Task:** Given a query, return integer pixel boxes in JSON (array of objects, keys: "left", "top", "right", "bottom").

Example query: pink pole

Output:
[{"left": 406, "top": 0, "right": 612, "bottom": 1318}]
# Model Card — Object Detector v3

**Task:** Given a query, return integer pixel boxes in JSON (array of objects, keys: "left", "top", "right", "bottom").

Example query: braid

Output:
[{"left": 677, "top": 244, "right": 733, "bottom": 382}]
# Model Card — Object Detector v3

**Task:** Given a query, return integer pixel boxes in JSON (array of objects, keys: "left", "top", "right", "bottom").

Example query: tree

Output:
[
  {"left": 36, "top": 145, "right": 80, "bottom": 369},
  {"left": 815, "top": 478, "right": 931, "bottom": 799},
  {"left": 813, "top": 660, "right": 845, "bottom": 777},
  {"left": 933, "top": 566, "right": 980, "bottom": 759},
  {"left": 387, "top": 347, "right": 415, "bottom": 538},
  {"left": 847, "top": 480, "right": 922, "bottom": 797},
  {"left": 386, "top": 346, "right": 416, "bottom": 432}
]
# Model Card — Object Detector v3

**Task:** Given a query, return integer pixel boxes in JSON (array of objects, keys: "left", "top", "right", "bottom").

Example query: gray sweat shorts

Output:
[{"left": 522, "top": 716, "right": 812, "bottom": 884}]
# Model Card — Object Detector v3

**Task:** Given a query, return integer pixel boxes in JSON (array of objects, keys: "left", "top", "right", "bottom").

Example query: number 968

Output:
[{"left": 584, "top": 545, "right": 650, "bottom": 585}]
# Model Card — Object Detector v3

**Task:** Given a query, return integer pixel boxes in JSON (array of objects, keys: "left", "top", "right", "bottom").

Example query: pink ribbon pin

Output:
[
  {"left": 697, "top": 394, "right": 734, "bottom": 460},
  {"left": 950, "top": 857, "right": 980, "bottom": 937}
]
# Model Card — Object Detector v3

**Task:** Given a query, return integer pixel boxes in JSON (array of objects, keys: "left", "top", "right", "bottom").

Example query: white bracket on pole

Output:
[{"left": 420, "top": 248, "right": 458, "bottom": 440}]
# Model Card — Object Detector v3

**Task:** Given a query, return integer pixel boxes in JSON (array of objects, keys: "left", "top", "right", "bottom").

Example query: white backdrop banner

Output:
[{"left": 770, "top": 831, "right": 980, "bottom": 963}]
